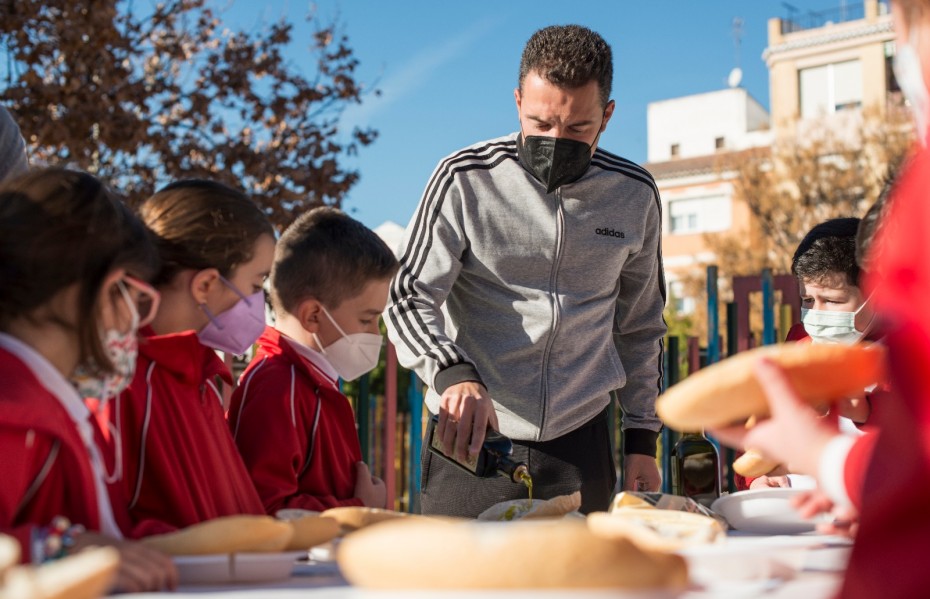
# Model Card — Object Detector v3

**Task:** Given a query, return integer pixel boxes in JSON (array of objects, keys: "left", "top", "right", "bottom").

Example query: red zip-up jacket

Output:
[
  {"left": 229, "top": 326, "right": 364, "bottom": 514},
  {"left": 0, "top": 345, "right": 137, "bottom": 561},
  {"left": 113, "top": 328, "right": 265, "bottom": 537}
]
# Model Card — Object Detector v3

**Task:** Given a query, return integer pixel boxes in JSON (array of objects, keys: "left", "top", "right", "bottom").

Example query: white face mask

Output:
[
  {"left": 894, "top": 26, "right": 930, "bottom": 146},
  {"left": 801, "top": 298, "right": 874, "bottom": 345},
  {"left": 312, "top": 306, "right": 383, "bottom": 381}
]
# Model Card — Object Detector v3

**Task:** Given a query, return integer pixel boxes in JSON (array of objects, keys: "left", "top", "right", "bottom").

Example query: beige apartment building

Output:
[{"left": 648, "top": 0, "right": 896, "bottom": 315}]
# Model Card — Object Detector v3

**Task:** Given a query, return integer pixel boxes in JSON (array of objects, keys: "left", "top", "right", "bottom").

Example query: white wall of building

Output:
[{"left": 647, "top": 88, "right": 772, "bottom": 162}]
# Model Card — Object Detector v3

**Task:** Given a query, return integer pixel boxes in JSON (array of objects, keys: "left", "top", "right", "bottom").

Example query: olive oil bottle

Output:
[
  {"left": 428, "top": 414, "right": 530, "bottom": 485},
  {"left": 670, "top": 430, "right": 721, "bottom": 507}
]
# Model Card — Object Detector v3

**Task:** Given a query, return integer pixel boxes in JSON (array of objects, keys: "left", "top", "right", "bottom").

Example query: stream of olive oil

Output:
[{"left": 518, "top": 470, "right": 533, "bottom": 507}]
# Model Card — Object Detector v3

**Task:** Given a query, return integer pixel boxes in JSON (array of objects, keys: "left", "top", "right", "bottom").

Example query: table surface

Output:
[{"left": 122, "top": 533, "right": 852, "bottom": 599}]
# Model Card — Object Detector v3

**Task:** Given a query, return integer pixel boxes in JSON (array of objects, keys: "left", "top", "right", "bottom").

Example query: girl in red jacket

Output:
[
  {"left": 0, "top": 169, "right": 175, "bottom": 591},
  {"left": 112, "top": 180, "right": 275, "bottom": 536}
]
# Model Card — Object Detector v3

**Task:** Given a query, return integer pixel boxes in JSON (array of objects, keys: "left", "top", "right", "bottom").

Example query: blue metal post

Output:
[
  {"left": 706, "top": 265, "right": 720, "bottom": 365},
  {"left": 762, "top": 268, "right": 776, "bottom": 345},
  {"left": 407, "top": 372, "right": 424, "bottom": 513}
]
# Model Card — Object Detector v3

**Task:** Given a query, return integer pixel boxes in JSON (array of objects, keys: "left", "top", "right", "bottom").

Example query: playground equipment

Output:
[{"left": 659, "top": 265, "right": 800, "bottom": 493}]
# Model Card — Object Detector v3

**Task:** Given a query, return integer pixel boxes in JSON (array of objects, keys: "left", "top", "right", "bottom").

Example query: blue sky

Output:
[{"left": 226, "top": 1, "right": 869, "bottom": 229}]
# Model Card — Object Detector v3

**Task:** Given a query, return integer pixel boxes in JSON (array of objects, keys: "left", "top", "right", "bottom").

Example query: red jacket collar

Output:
[
  {"left": 254, "top": 326, "right": 339, "bottom": 390},
  {"left": 138, "top": 327, "right": 232, "bottom": 386}
]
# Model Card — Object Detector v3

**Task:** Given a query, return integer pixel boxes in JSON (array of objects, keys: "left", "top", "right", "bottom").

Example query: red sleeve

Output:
[
  {"left": 232, "top": 368, "right": 362, "bottom": 513},
  {"left": 843, "top": 432, "right": 877, "bottom": 510},
  {"left": 0, "top": 429, "right": 58, "bottom": 563}
]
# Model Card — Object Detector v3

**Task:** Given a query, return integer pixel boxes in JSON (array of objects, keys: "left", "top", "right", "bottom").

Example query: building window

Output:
[
  {"left": 670, "top": 143, "right": 680, "bottom": 158},
  {"left": 715, "top": 136, "right": 725, "bottom": 150},
  {"left": 799, "top": 59, "right": 863, "bottom": 118},
  {"left": 668, "top": 280, "right": 696, "bottom": 315},
  {"left": 668, "top": 195, "right": 732, "bottom": 235}
]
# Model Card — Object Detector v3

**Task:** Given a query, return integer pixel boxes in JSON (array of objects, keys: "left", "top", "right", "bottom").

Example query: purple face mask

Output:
[{"left": 197, "top": 276, "right": 266, "bottom": 355}]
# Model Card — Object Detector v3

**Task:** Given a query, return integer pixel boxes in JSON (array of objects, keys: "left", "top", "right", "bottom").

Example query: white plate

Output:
[
  {"left": 173, "top": 551, "right": 305, "bottom": 584},
  {"left": 677, "top": 542, "right": 798, "bottom": 588},
  {"left": 711, "top": 488, "right": 818, "bottom": 535}
]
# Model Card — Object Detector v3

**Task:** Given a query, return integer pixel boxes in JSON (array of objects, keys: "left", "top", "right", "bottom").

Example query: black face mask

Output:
[{"left": 516, "top": 132, "right": 598, "bottom": 194}]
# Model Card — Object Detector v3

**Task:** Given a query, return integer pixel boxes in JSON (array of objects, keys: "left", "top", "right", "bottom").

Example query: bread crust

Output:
[
  {"left": 1, "top": 546, "right": 119, "bottom": 599},
  {"left": 477, "top": 491, "right": 581, "bottom": 521},
  {"left": 320, "top": 507, "right": 409, "bottom": 533},
  {"left": 0, "top": 534, "right": 19, "bottom": 576},
  {"left": 285, "top": 515, "right": 340, "bottom": 551},
  {"left": 587, "top": 509, "right": 725, "bottom": 552},
  {"left": 337, "top": 518, "right": 688, "bottom": 590},
  {"left": 733, "top": 449, "right": 780, "bottom": 478},
  {"left": 139, "top": 515, "right": 293, "bottom": 556},
  {"left": 657, "top": 343, "right": 886, "bottom": 430}
]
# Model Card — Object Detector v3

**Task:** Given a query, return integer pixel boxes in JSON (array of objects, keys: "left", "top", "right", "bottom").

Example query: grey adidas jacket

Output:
[{"left": 385, "top": 133, "right": 666, "bottom": 452}]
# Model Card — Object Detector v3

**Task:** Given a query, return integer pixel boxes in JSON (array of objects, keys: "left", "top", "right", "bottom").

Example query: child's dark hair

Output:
[
  {"left": 271, "top": 207, "right": 399, "bottom": 314},
  {"left": 140, "top": 180, "right": 275, "bottom": 286},
  {"left": 0, "top": 168, "right": 157, "bottom": 374},
  {"left": 792, "top": 217, "right": 861, "bottom": 287}
]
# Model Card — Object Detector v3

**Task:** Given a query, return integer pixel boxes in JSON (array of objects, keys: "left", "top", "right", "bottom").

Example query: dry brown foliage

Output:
[
  {"left": 707, "top": 105, "right": 912, "bottom": 279},
  {"left": 0, "top": 0, "right": 378, "bottom": 228}
]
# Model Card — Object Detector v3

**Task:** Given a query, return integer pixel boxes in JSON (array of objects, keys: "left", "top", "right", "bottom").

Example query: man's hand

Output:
[
  {"left": 710, "top": 359, "right": 840, "bottom": 477},
  {"left": 622, "top": 453, "right": 661, "bottom": 491},
  {"left": 353, "top": 461, "right": 388, "bottom": 508},
  {"left": 436, "top": 381, "right": 499, "bottom": 463}
]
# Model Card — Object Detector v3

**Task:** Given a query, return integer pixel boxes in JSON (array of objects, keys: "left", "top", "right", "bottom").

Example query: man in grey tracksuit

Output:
[{"left": 385, "top": 24, "right": 666, "bottom": 517}]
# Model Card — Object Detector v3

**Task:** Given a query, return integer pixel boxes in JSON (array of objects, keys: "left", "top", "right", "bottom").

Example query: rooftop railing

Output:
[{"left": 779, "top": 2, "right": 871, "bottom": 34}]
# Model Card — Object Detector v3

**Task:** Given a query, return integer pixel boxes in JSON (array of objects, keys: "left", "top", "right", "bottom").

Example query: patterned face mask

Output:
[{"left": 71, "top": 281, "right": 140, "bottom": 401}]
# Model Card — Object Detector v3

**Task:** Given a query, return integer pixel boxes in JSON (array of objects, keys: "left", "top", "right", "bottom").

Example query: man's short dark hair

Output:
[
  {"left": 271, "top": 207, "right": 399, "bottom": 315},
  {"left": 518, "top": 25, "right": 613, "bottom": 107},
  {"left": 792, "top": 217, "right": 861, "bottom": 287}
]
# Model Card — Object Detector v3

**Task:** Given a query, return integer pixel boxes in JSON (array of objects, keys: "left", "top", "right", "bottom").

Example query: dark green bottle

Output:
[
  {"left": 670, "top": 430, "right": 721, "bottom": 507},
  {"left": 427, "top": 414, "right": 529, "bottom": 483}
]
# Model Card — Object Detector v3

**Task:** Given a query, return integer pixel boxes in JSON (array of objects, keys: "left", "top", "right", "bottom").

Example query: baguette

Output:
[
  {"left": 1, "top": 547, "right": 119, "bottom": 599},
  {"left": 657, "top": 343, "right": 886, "bottom": 430},
  {"left": 0, "top": 534, "right": 19, "bottom": 576},
  {"left": 140, "top": 515, "right": 293, "bottom": 556},
  {"left": 477, "top": 491, "right": 581, "bottom": 521},
  {"left": 284, "top": 515, "right": 340, "bottom": 551},
  {"left": 337, "top": 518, "right": 687, "bottom": 590},
  {"left": 587, "top": 509, "right": 725, "bottom": 552},
  {"left": 320, "top": 507, "right": 409, "bottom": 534},
  {"left": 733, "top": 448, "right": 781, "bottom": 478}
]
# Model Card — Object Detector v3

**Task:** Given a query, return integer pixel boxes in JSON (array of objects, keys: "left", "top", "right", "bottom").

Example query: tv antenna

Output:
[{"left": 729, "top": 17, "right": 744, "bottom": 88}]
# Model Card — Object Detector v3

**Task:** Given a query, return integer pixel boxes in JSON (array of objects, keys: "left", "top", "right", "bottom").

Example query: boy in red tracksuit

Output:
[
  {"left": 738, "top": 218, "right": 881, "bottom": 491},
  {"left": 229, "top": 207, "right": 399, "bottom": 514}
]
